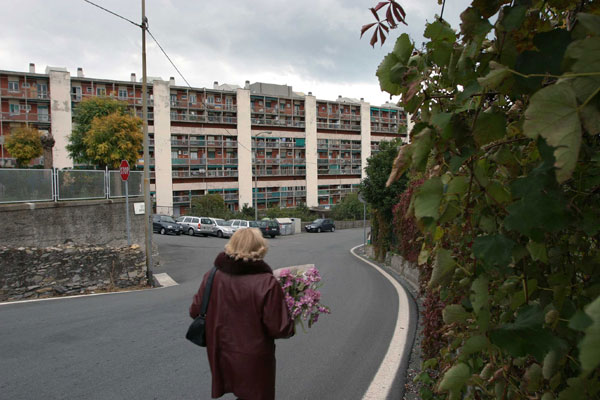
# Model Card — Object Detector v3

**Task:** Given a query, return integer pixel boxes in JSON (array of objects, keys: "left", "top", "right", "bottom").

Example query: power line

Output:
[
  {"left": 82, "top": 0, "right": 140, "bottom": 27},
  {"left": 82, "top": 0, "right": 193, "bottom": 89},
  {"left": 146, "top": 28, "right": 192, "bottom": 89}
]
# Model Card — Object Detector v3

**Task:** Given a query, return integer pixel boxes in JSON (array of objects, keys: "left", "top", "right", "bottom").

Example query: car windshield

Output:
[
  {"left": 312, "top": 219, "right": 324, "bottom": 224},
  {"left": 162, "top": 216, "right": 176, "bottom": 223},
  {"left": 216, "top": 220, "right": 231, "bottom": 226}
]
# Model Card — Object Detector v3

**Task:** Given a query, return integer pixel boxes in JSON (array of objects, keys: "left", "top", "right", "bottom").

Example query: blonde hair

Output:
[{"left": 224, "top": 228, "right": 268, "bottom": 262}]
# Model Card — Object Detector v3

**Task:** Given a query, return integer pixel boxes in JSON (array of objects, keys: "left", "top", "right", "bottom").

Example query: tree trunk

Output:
[{"left": 41, "top": 132, "right": 55, "bottom": 169}]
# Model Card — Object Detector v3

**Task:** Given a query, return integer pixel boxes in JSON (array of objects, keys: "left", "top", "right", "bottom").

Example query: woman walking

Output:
[{"left": 190, "top": 228, "right": 295, "bottom": 400}]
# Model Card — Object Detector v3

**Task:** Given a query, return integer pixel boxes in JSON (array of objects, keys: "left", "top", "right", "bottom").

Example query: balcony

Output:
[
  {"left": 0, "top": 112, "right": 50, "bottom": 123},
  {"left": 1, "top": 87, "right": 50, "bottom": 100},
  {"left": 168, "top": 169, "right": 239, "bottom": 178},
  {"left": 135, "top": 111, "right": 154, "bottom": 120}
]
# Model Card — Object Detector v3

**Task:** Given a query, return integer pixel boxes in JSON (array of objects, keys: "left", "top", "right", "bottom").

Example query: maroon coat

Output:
[{"left": 190, "top": 252, "right": 295, "bottom": 400}]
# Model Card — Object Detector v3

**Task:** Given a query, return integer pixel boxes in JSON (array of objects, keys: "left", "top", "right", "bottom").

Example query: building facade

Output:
[{"left": 0, "top": 65, "right": 407, "bottom": 215}]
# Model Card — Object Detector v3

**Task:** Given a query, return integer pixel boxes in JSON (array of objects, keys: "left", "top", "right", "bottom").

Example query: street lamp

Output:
[{"left": 254, "top": 131, "right": 272, "bottom": 221}]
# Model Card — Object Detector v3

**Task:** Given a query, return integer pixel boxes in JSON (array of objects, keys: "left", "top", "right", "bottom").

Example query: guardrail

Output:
[{"left": 0, "top": 168, "right": 143, "bottom": 204}]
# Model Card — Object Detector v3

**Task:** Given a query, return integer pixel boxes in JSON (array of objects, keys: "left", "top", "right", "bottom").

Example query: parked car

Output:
[
  {"left": 255, "top": 220, "right": 281, "bottom": 238},
  {"left": 175, "top": 216, "right": 216, "bottom": 236},
  {"left": 153, "top": 214, "right": 182, "bottom": 235},
  {"left": 305, "top": 218, "right": 335, "bottom": 233},
  {"left": 229, "top": 219, "right": 251, "bottom": 232},
  {"left": 209, "top": 218, "right": 235, "bottom": 238}
]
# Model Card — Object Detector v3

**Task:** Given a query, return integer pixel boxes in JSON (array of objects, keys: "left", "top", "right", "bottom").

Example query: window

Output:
[
  {"left": 23, "top": 105, "right": 31, "bottom": 112},
  {"left": 37, "top": 84, "right": 48, "bottom": 98},
  {"left": 118, "top": 89, "right": 128, "bottom": 99},
  {"left": 170, "top": 94, "right": 177, "bottom": 105},
  {"left": 8, "top": 81, "right": 19, "bottom": 92},
  {"left": 189, "top": 94, "right": 196, "bottom": 104},
  {"left": 207, "top": 96, "right": 214, "bottom": 104},
  {"left": 9, "top": 104, "right": 20, "bottom": 115},
  {"left": 96, "top": 87, "right": 106, "bottom": 96},
  {"left": 72, "top": 86, "right": 82, "bottom": 100},
  {"left": 86, "top": 87, "right": 92, "bottom": 93},
  {"left": 171, "top": 151, "right": 178, "bottom": 158},
  {"left": 225, "top": 97, "right": 232, "bottom": 109}
]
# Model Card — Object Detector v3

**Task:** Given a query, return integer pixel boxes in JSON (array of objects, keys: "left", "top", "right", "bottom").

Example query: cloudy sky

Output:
[{"left": 1, "top": 0, "right": 472, "bottom": 105}]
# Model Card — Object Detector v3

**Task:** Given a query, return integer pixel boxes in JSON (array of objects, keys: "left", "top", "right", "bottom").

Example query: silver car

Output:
[
  {"left": 229, "top": 219, "right": 251, "bottom": 233},
  {"left": 210, "top": 218, "right": 235, "bottom": 238},
  {"left": 176, "top": 216, "right": 215, "bottom": 236}
]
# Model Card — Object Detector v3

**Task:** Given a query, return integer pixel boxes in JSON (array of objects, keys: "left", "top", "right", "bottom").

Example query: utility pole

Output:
[{"left": 141, "top": 0, "right": 153, "bottom": 285}]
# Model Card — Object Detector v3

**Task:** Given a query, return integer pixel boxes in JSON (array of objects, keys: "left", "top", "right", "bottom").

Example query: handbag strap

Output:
[{"left": 200, "top": 266, "right": 217, "bottom": 317}]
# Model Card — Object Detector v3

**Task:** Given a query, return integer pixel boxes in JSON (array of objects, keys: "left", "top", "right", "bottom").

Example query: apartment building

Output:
[{"left": 0, "top": 64, "right": 407, "bottom": 215}]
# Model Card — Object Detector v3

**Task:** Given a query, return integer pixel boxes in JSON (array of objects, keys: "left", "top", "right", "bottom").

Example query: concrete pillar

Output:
[
  {"left": 236, "top": 88, "right": 252, "bottom": 208},
  {"left": 360, "top": 101, "right": 371, "bottom": 180},
  {"left": 304, "top": 94, "right": 318, "bottom": 208},
  {"left": 48, "top": 68, "right": 73, "bottom": 169},
  {"left": 153, "top": 80, "right": 173, "bottom": 215}
]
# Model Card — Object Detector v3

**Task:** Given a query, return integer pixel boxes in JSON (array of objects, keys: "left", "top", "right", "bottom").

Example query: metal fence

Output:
[{"left": 0, "top": 168, "right": 144, "bottom": 204}]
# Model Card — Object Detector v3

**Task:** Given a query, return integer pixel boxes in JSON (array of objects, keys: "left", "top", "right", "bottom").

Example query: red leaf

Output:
[
  {"left": 392, "top": 1, "right": 406, "bottom": 18},
  {"left": 373, "top": 1, "right": 388, "bottom": 11},
  {"left": 378, "top": 26, "right": 387, "bottom": 46},
  {"left": 361, "top": 22, "right": 377, "bottom": 38},
  {"left": 370, "top": 7, "right": 380, "bottom": 21},
  {"left": 381, "top": 22, "right": 390, "bottom": 33},
  {"left": 370, "top": 30, "right": 378, "bottom": 47},
  {"left": 386, "top": 6, "right": 396, "bottom": 27}
]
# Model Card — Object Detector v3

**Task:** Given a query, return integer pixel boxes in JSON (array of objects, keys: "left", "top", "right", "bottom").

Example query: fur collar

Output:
[{"left": 214, "top": 252, "right": 273, "bottom": 275}]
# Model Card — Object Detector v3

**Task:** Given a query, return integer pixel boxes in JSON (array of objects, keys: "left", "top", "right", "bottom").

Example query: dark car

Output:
[
  {"left": 153, "top": 214, "right": 182, "bottom": 235},
  {"left": 305, "top": 218, "right": 335, "bottom": 233},
  {"left": 254, "top": 220, "right": 281, "bottom": 238}
]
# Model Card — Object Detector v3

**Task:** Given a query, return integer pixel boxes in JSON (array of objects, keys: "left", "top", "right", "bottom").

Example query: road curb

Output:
[{"left": 351, "top": 245, "right": 419, "bottom": 400}]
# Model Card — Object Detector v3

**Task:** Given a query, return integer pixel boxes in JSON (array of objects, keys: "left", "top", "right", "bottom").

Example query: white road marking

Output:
[
  {"left": 153, "top": 273, "right": 179, "bottom": 287},
  {"left": 0, "top": 273, "right": 179, "bottom": 306},
  {"left": 351, "top": 245, "right": 411, "bottom": 400}
]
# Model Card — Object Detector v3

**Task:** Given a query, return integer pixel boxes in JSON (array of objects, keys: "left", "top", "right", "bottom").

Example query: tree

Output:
[
  {"left": 67, "top": 97, "right": 130, "bottom": 165},
  {"left": 83, "top": 113, "right": 143, "bottom": 169},
  {"left": 191, "top": 194, "right": 230, "bottom": 219},
  {"left": 360, "top": 138, "right": 407, "bottom": 215},
  {"left": 365, "top": 1, "right": 600, "bottom": 398},
  {"left": 5, "top": 126, "right": 43, "bottom": 167},
  {"left": 40, "top": 131, "right": 55, "bottom": 169},
  {"left": 330, "top": 193, "right": 364, "bottom": 220},
  {"left": 360, "top": 138, "right": 408, "bottom": 257}
]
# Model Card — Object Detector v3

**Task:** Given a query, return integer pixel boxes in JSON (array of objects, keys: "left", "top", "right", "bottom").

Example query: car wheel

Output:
[
  {"left": 176, "top": 231, "right": 181, "bottom": 236},
  {"left": 270, "top": 234, "right": 276, "bottom": 238},
  {"left": 188, "top": 228, "right": 194, "bottom": 236},
  {"left": 160, "top": 228, "right": 166, "bottom": 235},
  {"left": 331, "top": 226, "right": 335, "bottom": 232},
  {"left": 317, "top": 227, "right": 321, "bottom": 233},
  {"left": 217, "top": 230, "right": 223, "bottom": 238}
]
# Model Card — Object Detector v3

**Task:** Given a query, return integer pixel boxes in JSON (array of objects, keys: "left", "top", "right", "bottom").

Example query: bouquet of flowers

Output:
[{"left": 274, "top": 264, "right": 331, "bottom": 330}]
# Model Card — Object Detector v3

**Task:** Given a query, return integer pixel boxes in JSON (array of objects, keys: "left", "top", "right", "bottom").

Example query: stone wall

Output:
[
  {"left": 0, "top": 244, "right": 148, "bottom": 302},
  {"left": 365, "top": 246, "right": 420, "bottom": 292},
  {"left": 0, "top": 197, "right": 145, "bottom": 248}
]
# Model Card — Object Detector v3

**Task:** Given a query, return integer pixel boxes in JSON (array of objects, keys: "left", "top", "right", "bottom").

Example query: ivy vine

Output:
[{"left": 365, "top": 0, "right": 600, "bottom": 398}]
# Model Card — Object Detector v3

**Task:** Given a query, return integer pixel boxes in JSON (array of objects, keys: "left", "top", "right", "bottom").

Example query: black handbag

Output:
[{"left": 186, "top": 267, "right": 217, "bottom": 347}]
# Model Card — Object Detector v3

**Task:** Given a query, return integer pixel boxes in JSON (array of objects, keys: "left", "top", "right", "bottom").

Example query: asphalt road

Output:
[{"left": 0, "top": 228, "right": 401, "bottom": 400}]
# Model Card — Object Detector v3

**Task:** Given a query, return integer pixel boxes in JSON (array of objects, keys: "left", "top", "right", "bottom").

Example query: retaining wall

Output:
[
  {"left": 365, "top": 245, "right": 420, "bottom": 292},
  {"left": 0, "top": 244, "right": 147, "bottom": 302},
  {"left": 0, "top": 197, "right": 145, "bottom": 248}
]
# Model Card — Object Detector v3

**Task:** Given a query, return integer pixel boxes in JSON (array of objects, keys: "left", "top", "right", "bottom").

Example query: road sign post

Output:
[{"left": 120, "top": 160, "right": 131, "bottom": 246}]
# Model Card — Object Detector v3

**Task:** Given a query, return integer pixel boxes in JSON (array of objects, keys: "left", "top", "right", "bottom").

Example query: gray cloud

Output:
[{"left": 3, "top": 0, "right": 472, "bottom": 105}]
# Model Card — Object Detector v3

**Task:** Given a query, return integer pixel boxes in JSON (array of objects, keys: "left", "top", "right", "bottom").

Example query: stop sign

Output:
[{"left": 120, "top": 160, "right": 130, "bottom": 181}]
